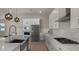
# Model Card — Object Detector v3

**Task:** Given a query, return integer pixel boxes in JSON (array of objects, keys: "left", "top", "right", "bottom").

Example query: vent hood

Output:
[
  {"left": 56, "top": 8, "right": 70, "bottom": 22},
  {"left": 56, "top": 15, "right": 70, "bottom": 22}
]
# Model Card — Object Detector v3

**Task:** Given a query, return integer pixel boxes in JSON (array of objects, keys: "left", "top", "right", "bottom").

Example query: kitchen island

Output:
[
  {"left": 0, "top": 35, "right": 30, "bottom": 51},
  {"left": 0, "top": 43, "right": 20, "bottom": 51}
]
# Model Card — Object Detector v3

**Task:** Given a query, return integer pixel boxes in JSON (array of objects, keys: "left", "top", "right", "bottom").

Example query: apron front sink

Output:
[{"left": 9, "top": 39, "right": 24, "bottom": 43}]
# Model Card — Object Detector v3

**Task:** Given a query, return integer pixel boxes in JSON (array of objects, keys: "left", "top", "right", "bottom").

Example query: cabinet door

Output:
[
  {"left": 32, "top": 19, "right": 40, "bottom": 25},
  {"left": 23, "top": 18, "right": 40, "bottom": 26},
  {"left": 49, "top": 8, "right": 59, "bottom": 29},
  {"left": 45, "top": 35, "right": 57, "bottom": 51},
  {"left": 53, "top": 22, "right": 59, "bottom": 29},
  {"left": 13, "top": 46, "right": 20, "bottom": 51},
  {"left": 71, "top": 8, "right": 79, "bottom": 28}
]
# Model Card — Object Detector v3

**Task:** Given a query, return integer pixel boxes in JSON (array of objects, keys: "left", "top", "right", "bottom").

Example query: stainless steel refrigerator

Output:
[{"left": 31, "top": 25, "right": 40, "bottom": 41}]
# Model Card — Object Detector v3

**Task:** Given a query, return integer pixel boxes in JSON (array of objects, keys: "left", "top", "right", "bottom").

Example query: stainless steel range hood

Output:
[
  {"left": 56, "top": 8, "right": 70, "bottom": 22},
  {"left": 56, "top": 15, "right": 70, "bottom": 22}
]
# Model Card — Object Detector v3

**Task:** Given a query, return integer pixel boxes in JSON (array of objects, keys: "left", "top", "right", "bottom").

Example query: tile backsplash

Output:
[
  {"left": 52, "top": 22, "right": 79, "bottom": 42},
  {"left": 48, "top": 29, "right": 53, "bottom": 35}
]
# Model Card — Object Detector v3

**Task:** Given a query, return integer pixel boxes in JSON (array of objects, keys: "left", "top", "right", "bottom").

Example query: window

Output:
[{"left": 0, "top": 23, "right": 5, "bottom": 31}]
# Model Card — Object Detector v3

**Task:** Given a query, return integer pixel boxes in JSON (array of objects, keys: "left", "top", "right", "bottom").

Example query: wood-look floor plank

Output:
[{"left": 31, "top": 41, "right": 48, "bottom": 51}]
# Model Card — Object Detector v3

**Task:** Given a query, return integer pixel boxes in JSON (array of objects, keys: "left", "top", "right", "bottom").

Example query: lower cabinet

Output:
[
  {"left": 45, "top": 35, "right": 63, "bottom": 51},
  {"left": 46, "top": 41, "right": 63, "bottom": 51},
  {"left": 45, "top": 35, "right": 57, "bottom": 51},
  {"left": 55, "top": 47, "right": 63, "bottom": 51},
  {"left": 45, "top": 40, "right": 56, "bottom": 51},
  {"left": 13, "top": 46, "right": 20, "bottom": 51},
  {"left": 13, "top": 38, "right": 30, "bottom": 51}
]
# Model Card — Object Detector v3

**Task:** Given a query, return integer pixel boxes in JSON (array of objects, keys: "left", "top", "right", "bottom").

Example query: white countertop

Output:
[
  {"left": 61, "top": 44, "right": 79, "bottom": 51},
  {"left": 0, "top": 39, "right": 20, "bottom": 51},
  {"left": 0, "top": 42, "right": 20, "bottom": 51},
  {"left": 0, "top": 35, "right": 30, "bottom": 51},
  {"left": 45, "top": 32, "right": 79, "bottom": 51},
  {"left": 52, "top": 38, "right": 79, "bottom": 51}
]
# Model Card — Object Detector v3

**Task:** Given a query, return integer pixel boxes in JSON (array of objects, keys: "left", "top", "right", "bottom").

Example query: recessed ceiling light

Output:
[{"left": 40, "top": 11, "right": 42, "bottom": 13}]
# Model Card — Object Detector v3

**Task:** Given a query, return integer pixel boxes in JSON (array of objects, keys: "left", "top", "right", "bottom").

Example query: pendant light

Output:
[
  {"left": 5, "top": 8, "right": 13, "bottom": 21},
  {"left": 14, "top": 17, "right": 20, "bottom": 22},
  {"left": 14, "top": 9, "right": 20, "bottom": 23}
]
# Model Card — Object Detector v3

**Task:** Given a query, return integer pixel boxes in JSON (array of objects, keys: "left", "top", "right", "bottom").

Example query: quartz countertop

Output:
[
  {"left": 0, "top": 39, "right": 20, "bottom": 51},
  {"left": 61, "top": 44, "right": 79, "bottom": 51},
  {"left": 45, "top": 32, "right": 79, "bottom": 51},
  {"left": 52, "top": 37, "right": 79, "bottom": 51},
  {"left": 0, "top": 35, "right": 30, "bottom": 51},
  {"left": 0, "top": 42, "right": 20, "bottom": 51}
]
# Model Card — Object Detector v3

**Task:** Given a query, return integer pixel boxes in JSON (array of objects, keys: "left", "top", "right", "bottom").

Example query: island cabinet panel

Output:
[{"left": 13, "top": 45, "right": 20, "bottom": 51}]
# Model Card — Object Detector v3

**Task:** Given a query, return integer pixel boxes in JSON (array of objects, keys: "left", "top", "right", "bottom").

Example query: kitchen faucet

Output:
[{"left": 9, "top": 25, "right": 17, "bottom": 41}]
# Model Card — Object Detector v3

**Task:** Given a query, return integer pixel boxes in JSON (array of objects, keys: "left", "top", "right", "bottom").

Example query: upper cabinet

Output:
[
  {"left": 71, "top": 8, "right": 79, "bottom": 28},
  {"left": 23, "top": 18, "right": 40, "bottom": 26},
  {"left": 49, "top": 8, "right": 79, "bottom": 29},
  {"left": 49, "top": 8, "right": 59, "bottom": 29}
]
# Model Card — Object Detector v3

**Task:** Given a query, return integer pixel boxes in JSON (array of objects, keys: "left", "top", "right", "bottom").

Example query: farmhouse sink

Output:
[
  {"left": 9, "top": 39, "right": 24, "bottom": 43},
  {"left": 9, "top": 39, "right": 27, "bottom": 51}
]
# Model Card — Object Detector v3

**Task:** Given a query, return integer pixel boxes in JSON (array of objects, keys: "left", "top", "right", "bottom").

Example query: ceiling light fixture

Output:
[
  {"left": 40, "top": 11, "right": 42, "bottom": 13},
  {"left": 14, "top": 9, "right": 20, "bottom": 23},
  {"left": 14, "top": 17, "right": 20, "bottom": 22}
]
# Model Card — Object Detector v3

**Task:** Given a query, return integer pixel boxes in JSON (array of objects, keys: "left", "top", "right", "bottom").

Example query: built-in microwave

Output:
[{"left": 24, "top": 32, "right": 30, "bottom": 35}]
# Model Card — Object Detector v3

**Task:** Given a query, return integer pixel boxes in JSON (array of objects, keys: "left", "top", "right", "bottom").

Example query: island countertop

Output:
[
  {"left": 0, "top": 42, "right": 20, "bottom": 51},
  {"left": 52, "top": 37, "right": 79, "bottom": 51},
  {"left": 0, "top": 35, "right": 30, "bottom": 51}
]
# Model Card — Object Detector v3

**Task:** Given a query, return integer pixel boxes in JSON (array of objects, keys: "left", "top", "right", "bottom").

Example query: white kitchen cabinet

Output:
[
  {"left": 49, "top": 8, "right": 59, "bottom": 29},
  {"left": 32, "top": 19, "right": 40, "bottom": 25},
  {"left": 13, "top": 45, "right": 20, "bottom": 51},
  {"left": 53, "top": 22, "right": 59, "bottom": 29},
  {"left": 45, "top": 34, "right": 57, "bottom": 51},
  {"left": 46, "top": 37, "right": 79, "bottom": 51},
  {"left": 71, "top": 8, "right": 79, "bottom": 28},
  {"left": 23, "top": 18, "right": 40, "bottom": 26},
  {"left": 45, "top": 35, "right": 64, "bottom": 51}
]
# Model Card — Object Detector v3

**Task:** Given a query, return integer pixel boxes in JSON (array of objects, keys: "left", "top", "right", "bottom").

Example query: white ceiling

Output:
[{"left": 0, "top": 8, "right": 53, "bottom": 16}]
